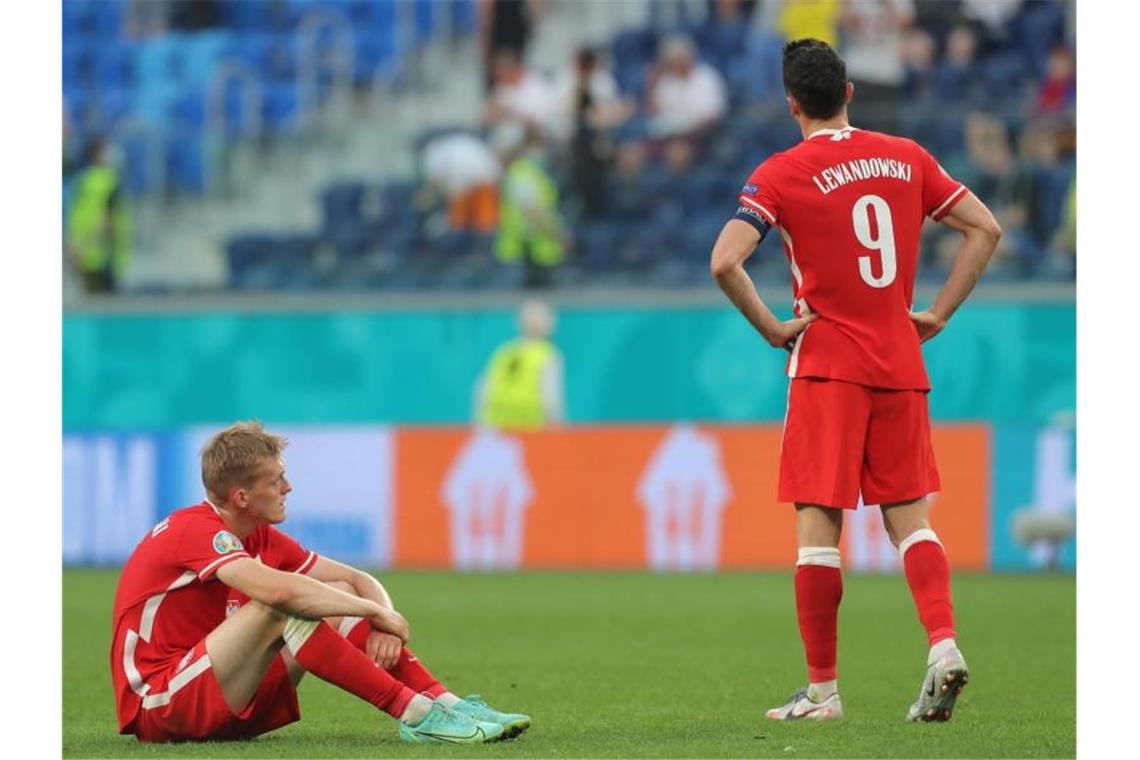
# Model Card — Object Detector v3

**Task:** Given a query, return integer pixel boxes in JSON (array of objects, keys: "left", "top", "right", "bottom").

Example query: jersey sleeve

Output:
[
  {"left": 263, "top": 526, "right": 319, "bottom": 574},
  {"left": 176, "top": 518, "right": 253, "bottom": 582},
  {"left": 918, "top": 144, "right": 968, "bottom": 221},
  {"left": 732, "top": 160, "right": 780, "bottom": 237}
]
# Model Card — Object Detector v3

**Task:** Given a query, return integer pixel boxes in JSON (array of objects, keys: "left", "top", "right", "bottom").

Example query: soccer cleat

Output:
[
  {"left": 766, "top": 688, "right": 844, "bottom": 720},
  {"left": 906, "top": 646, "right": 970, "bottom": 723},
  {"left": 452, "top": 694, "right": 532, "bottom": 739},
  {"left": 398, "top": 701, "right": 505, "bottom": 744}
]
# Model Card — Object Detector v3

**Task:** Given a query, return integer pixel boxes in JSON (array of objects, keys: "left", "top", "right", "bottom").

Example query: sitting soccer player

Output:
[{"left": 110, "top": 421, "right": 531, "bottom": 744}]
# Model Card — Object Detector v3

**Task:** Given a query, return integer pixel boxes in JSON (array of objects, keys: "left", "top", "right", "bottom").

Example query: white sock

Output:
[
  {"left": 808, "top": 680, "right": 837, "bottom": 701},
  {"left": 929, "top": 637, "right": 958, "bottom": 664},
  {"left": 399, "top": 694, "right": 434, "bottom": 725},
  {"left": 435, "top": 691, "right": 462, "bottom": 708}
]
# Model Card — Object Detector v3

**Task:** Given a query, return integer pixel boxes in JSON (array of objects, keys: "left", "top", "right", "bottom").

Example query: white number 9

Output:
[{"left": 852, "top": 194, "right": 897, "bottom": 288}]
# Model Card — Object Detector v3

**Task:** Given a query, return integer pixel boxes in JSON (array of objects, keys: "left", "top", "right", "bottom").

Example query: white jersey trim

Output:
[
  {"left": 293, "top": 551, "right": 317, "bottom": 575},
  {"left": 930, "top": 185, "right": 966, "bottom": 219},
  {"left": 140, "top": 653, "right": 213, "bottom": 710},
  {"left": 197, "top": 551, "right": 252, "bottom": 581},
  {"left": 123, "top": 570, "right": 196, "bottom": 697}
]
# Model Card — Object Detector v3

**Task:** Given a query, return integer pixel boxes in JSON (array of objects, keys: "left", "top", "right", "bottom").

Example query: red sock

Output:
[
  {"left": 341, "top": 618, "right": 447, "bottom": 698},
  {"left": 795, "top": 563, "right": 843, "bottom": 682},
  {"left": 902, "top": 537, "right": 956, "bottom": 646},
  {"left": 391, "top": 648, "right": 447, "bottom": 698},
  {"left": 342, "top": 617, "right": 371, "bottom": 650},
  {"left": 289, "top": 620, "right": 416, "bottom": 718}
]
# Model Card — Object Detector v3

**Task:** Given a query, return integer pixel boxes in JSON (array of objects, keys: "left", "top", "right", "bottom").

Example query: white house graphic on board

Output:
[
  {"left": 441, "top": 429, "right": 534, "bottom": 570},
  {"left": 637, "top": 425, "right": 731, "bottom": 571}
]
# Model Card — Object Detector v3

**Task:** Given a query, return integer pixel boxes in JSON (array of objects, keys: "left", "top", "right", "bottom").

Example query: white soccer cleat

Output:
[
  {"left": 906, "top": 647, "right": 970, "bottom": 722},
  {"left": 766, "top": 688, "right": 844, "bottom": 721}
]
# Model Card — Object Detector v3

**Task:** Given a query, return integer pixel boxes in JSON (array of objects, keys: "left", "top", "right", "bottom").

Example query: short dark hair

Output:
[{"left": 782, "top": 39, "right": 848, "bottom": 120}]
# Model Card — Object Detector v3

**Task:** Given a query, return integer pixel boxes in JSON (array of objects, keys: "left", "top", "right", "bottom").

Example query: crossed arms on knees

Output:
[{"left": 216, "top": 555, "right": 410, "bottom": 643}]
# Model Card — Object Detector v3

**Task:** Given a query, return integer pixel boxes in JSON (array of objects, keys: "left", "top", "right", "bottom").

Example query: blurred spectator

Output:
[
  {"left": 1035, "top": 46, "right": 1076, "bottom": 115},
  {"left": 1051, "top": 178, "right": 1075, "bottom": 268},
  {"left": 646, "top": 35, "right": 728, "bottom": 140},
  {"left": 838, "top": 0, "right": 914, "bottom": 131},
  {"left": 910, "top": 0, "right": 961, "bottom": 45},
  {"left": 900, "top": 26, "right": 936, "bottom": 100},
  {"left": 607, "top": 140, "right": 653, "bottom": 220},
  {"left": 708, "top": 0, "right": 758, "bottom": 24},
  {"left": 479, "top": 0, "right": 545, "bottom": 92},
  {"left": 947, "top": 113, "right": 1037, "bottom": 271},
  {"left": 66, "top": 139, "right": 131, "bottom": 294},
  {"left": 931, "top": 24, "right": 979, "bottom": 103},
  {"left": 553, "top": 47, "right": 633, "bottom": 137},
  {"left": 960, "top": 0, "right": 1022, "bottom": 54},
  {"left": 473, "top": 299, "right": 565, "bottom": 431},
  {"left": 777, "top": 0, "right": 842, "bottom": 47},
  {"left": 492, "top": 123, "right": 566, "bottom": 289},
  {"left": 169, "top": 0, "right": 222, "bottom": 31},
  {"left": 484, "top": 49, "right": 559, "bottom": 133},
  {"left": 557, "top": 47, "right": 634, "bottom": 219},
  {"left": 420, "top": 133, "right": 501, "bottom": 235}
]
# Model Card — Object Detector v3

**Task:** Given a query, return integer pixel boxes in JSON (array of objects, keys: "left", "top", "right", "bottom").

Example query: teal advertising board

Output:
[{"left": 63, "top": 302, "right": 1074, "bottom": 430}]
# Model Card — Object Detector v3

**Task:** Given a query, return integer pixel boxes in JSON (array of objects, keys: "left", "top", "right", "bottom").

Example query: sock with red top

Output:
[
  {"left": 899, "top": 529, "right": 956, "bottom": 647},
  {"left": 284, "top": 618, "right": 415, "bottom": 718},
  {"left": 795, "top": 547, "right": 844, "bottom": 687}
]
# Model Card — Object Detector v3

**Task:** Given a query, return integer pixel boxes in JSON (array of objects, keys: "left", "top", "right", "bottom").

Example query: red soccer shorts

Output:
[
  {"left": 778, "top": 377, "right": 940, "bottom": 509},
  {"left": 132, "top": 639, "right": 301, "bottom": 743}
]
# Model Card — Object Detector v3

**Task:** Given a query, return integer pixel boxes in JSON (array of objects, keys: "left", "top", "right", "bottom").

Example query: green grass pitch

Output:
[{"left": 64, "top": 570, "right": 1074, "bottom": 758}]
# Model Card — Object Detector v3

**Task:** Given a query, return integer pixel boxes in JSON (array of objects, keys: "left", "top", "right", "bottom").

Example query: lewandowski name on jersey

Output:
[{"left": 812, "top": 157, "right": 914, "bottom": 195}]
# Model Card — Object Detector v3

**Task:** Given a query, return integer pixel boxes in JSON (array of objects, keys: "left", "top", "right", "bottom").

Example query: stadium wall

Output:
[{"left": 62, "top": 299, "right": 1075, "bottom": 573}]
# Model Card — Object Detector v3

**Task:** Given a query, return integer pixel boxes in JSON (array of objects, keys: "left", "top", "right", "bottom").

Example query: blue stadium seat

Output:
[
  {"left": 450, "top": 0, "right": 477, "bottom": 34},
  {"left": 262, "top": 84, "right": 299, "bottom": 130},
  {"left": 612, "top": 29, "right": 657, "bottom": 74},
  {"left": 226, "top": 233, "right": 278, "bottom": 286},
  {"left": 167, "top": 134, "right": 207, "bottom": 193},
  {"left": 414, "top": 0, "right": 436, "bottom": 44}
]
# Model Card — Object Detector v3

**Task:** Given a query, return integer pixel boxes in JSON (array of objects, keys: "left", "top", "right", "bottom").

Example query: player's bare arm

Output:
[
  {"left": 217, "top": 557, "right": 410, "bottom": 642},
  {"left": 911, "top": 193, "right": 1003, "bottom": 342},
  {"left": 711, "top": 218, "right": 816, "bottom": 350},
  {"left": 308, "top": 555, "right": 405, "bottom": 668}
]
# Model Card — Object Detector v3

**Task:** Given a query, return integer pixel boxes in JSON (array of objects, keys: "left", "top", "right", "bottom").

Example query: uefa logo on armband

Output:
[{"left": 212, "top": 530, "right": 244, "bottom": 555}]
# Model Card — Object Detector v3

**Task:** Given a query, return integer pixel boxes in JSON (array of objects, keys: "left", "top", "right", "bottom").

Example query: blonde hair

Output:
[{"left": 200, "top": 421, "right": 287, "bottom": 500}]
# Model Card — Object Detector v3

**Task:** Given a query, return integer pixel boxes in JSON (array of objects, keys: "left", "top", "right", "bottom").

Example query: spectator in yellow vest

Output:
[
  {"left": 66, "top": 139, "right": 131, "bottom": 294},
  {"left": 474, "top": 299, "right": 566, "bottom": 431}
]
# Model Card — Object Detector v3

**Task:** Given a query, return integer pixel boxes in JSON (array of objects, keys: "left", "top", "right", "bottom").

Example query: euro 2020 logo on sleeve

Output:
[{"left": 212, "top": 530, "right": 244, "bottom": 555}]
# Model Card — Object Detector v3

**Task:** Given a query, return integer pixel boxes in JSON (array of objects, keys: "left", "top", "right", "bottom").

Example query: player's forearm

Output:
[
  {"left": 930, "top": 227, "right": 1000, "bottom": 323},
  {"left": 714, "top": 264, "right": 783, "bottom": 343},
  {"left": 275, "top": 572, "right": 385, "bottom": 621}
]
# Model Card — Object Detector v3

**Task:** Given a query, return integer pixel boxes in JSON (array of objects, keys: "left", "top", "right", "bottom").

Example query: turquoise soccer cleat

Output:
[
  {"left": 398, "top": 701, "right": 505, "bottom": 744},
  {"left": 452, "top": 694, "right": 532, "bottom": 739}
]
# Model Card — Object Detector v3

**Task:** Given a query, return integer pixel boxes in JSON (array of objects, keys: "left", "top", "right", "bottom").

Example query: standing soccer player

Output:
[
  {"left": 111, "top": 421, "right": 531, "bottom": 744},
  {"left": 710, "top": 39, "right": 1002, "bottom": 722}
]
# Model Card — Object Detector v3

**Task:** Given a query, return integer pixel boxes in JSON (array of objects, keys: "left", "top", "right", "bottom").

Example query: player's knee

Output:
[{"left": 245, "top": 599, "right": 289, "bottom": 628}]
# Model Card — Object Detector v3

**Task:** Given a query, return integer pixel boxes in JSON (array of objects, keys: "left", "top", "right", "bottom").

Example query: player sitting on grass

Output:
[
  {"left": 711, "top": 39, "right": 1002, "bottom": 723},
  {"left": 110, "top": 421, "right": 531, "bottom": 744}
]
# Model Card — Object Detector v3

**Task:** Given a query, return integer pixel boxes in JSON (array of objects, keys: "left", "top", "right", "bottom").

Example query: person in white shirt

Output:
[
  {"left": 646, "top": 34, "right": 728, "bottom": 140},
  {"left": 420, "top": 133, "right": 501, "bottom": 234},
  {"left": 483, "top": 49, "right": 559, "bottom": 134}
]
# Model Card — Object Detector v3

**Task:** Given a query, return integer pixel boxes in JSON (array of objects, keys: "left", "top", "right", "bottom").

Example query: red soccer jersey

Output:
[
  {"left": 733, "top": 126, "right": 968, "bottom": 390},
  {"left": 110, "top": 502, "right": 318, "bottom": 734}
]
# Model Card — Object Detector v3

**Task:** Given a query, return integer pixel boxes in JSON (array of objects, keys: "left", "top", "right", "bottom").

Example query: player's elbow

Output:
[
  {"left": 263, "top": 583, "right": 297, "bottom": 609},
  {"left": 980, "top": 217, "right": 1003, "bottom": 243},
  {"left": 709, "top": 251, "right": 736, "bottom": 281}
]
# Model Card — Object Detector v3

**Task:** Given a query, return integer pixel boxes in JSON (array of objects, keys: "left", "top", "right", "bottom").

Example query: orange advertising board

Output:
[{"left": 394, "top": 424, "right": 989, "bottom": 571}]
